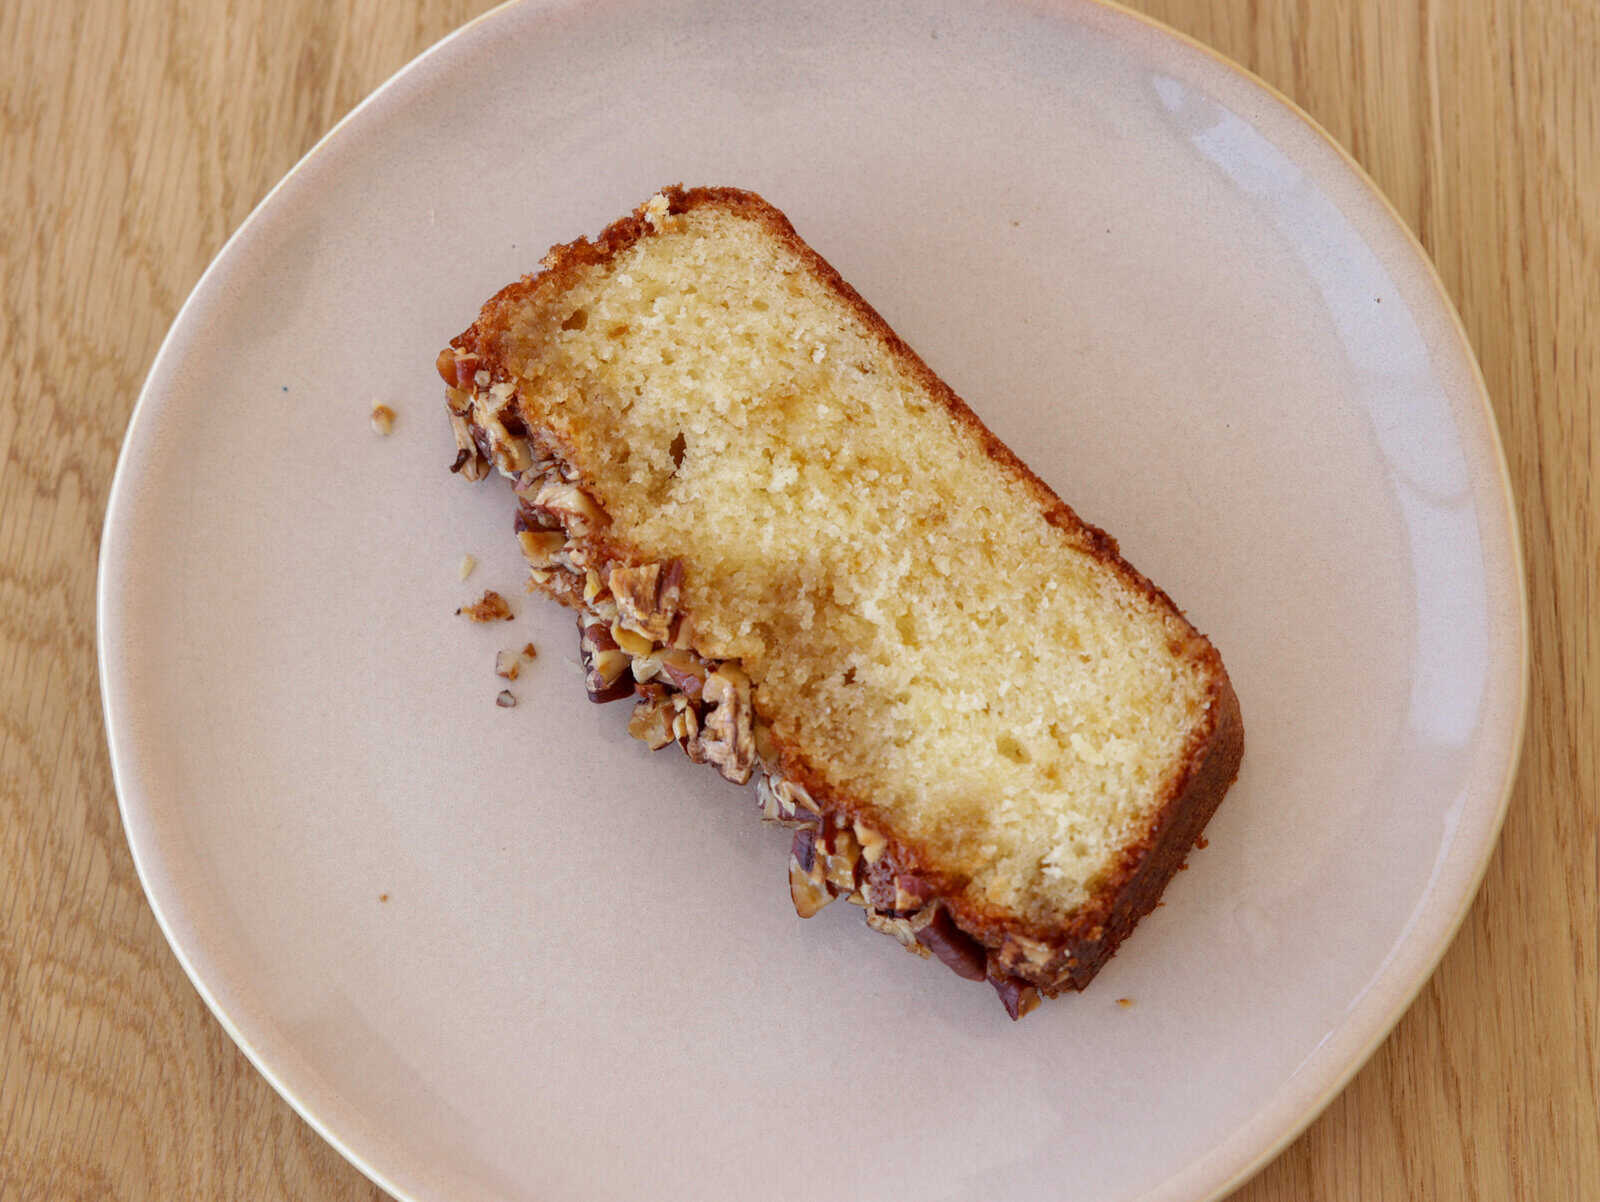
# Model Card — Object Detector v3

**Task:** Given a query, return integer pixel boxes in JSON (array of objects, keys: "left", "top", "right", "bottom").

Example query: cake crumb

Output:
[
  {"left": 496, "top": 689, "right": 517, "bottom": 708},
  {"left": 458, "top": 590, "right": 513, "bottom": 621},
  {"left": 1116, "top": 997, "right": 1133, "bottom": 1008},
  {"left": 1195, "top": 834, "right": 1209, "bottom": 849},
  {"left": 378, "top": 893, "right": 389, "bottom": 903},
  {"left": 459, "top": 553, "right": 477, "bottom": 581},
  {"left": 495, "top": 650, "right": 521, "bottom": 680},
  {"left": 521, "top": 642, "right": 538, "bottom": 660},
  {"left": 370, "top": 403, "right": 396, "bottom": 435}
]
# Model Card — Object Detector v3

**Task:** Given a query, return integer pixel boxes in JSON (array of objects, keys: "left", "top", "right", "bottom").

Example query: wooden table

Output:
[{"left": 3, "top": 1, "right": 1594, "bottom": 1196}]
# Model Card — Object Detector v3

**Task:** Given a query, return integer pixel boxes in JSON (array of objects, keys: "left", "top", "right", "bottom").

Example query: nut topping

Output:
[
  {"left": 579, "top": 619, "right": 634, "bottom": 702},
  {"left": 533, "top": 480, "right": 606, "bottom": 534},
  {"left": 447, "top": 410, "right": 489, "bottom": 481},
  {"left": 609, "top": 621, "right": 654, "bottom": 658},
  {"left": 788, "top": 828, "right": 834, "bottom": 918},
  {"left": 608, "top": 561, "right": 684, "bottom": 643},
  {"left": 670, "top": 703, "right": 702, "bottom": 757},
  {"left": 756, "top": 774, "right": 822, "bottom": 827},
  {"left": 517, "top": 529, "right": 566, "bottom": 567},
  {"left": 474, "top": 393, "right": 532, "bottom": 474},
  {"left": 997, "top": 933, "right": 1060, "bottom": 972},
  {"left": 891, "top": 873, "right": 936, "bottom": 914},
  {"left": 655, "top": 648, "right": 708, "bottom": 700},
  {"left": 698, "top": 666, "right": 755, "bottom": 784},
  {"left": 865, "top": 910, "right": 933, "bottom": 954},
  {"left": 852, "top": 820, "right": 888, "bottom": 865},
  {"left": 818, "top": 825, "right": 861, "bottom": 894},
  {"left": 456, "top": 590, "right": 513, "bottom": 622},
  {"left": 627, "top": 693, "right": 677, "bottom": 750},
  {"left": 436, "top": 348, "right": 479, "bottom": 389},
  {"left": 989, "top": 974, "right": 1042, "bottom": 1021},
  {"left": 914, "top": 909, "right": 988, "bottom": 982}
]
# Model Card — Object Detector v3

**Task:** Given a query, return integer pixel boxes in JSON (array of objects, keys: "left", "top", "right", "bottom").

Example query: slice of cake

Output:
[{"left": 437, "top": 186, "right": 1243, "bottom": 1018}]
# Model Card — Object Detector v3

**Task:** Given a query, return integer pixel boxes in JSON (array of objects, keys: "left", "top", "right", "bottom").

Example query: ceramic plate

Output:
[{"left": 98, "top": 2, "right": 1526, "bottom": 1199}]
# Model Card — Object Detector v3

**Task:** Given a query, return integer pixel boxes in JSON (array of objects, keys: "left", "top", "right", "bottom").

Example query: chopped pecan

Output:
[
  {"left": 475, "top": 388, "right": 532, "bottom": 474},
  {"left": 755, "top": 774, "right": 822, "bottom": 827},
  {"left": 456, "top": 590, "right": 513, "bottom": 622},
  {"left": 890, "top": 873, "right": 936, "bottom": 915},
  {"left": 817, "top": 823, "right": 862, "bottom": 895},
  {"left": 608, "top": 560, "right": 683, "bottom": 643},
  {"left": 915, "top": 909, "right": 988, "bottom": 982},
  {"left": 517, "top": 529, "right": 567, "bottom": 567},
  {"left": 864, "top": 910, "right": 933, "bottom": 954},
  {"left": 698, "top": 666, "right": 755, "bottom": 784},
  {"left": 627, "top": 692, "right": 677, "bottom": 750},
  {"left": 533, "top": 480, "right": 606, "bottom": 535},
  {"left": 609, "top": 621, "right": 654, "bottom": 658},
  {"left": 578, "top": 619, "right": 633, "bottom": 702},
  {"left": 852, "top": 820, "right": 888, "bottom": 864},
  {"left": 655, "top": 648, "right": 708, "bottom": 700},
  {"left": 988, "top": 972, "right": 1042, "bottom": 1021},
  {"left": 995, "top": 932, "right": 1062, "bottom": 976},
  {"left": 788, "top": 828, "right": 833, "bottom": 918},
  {"left": 447, "top": 410, "right": 489, "bottom": 481},
  {"left": 436, "top": 348, "right": 480, "bottom": 389}
]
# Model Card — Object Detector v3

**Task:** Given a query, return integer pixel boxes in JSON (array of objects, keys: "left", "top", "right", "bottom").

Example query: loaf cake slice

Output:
[{"left": 437, "top": 186, "right": 1242, "bottom": 1018}]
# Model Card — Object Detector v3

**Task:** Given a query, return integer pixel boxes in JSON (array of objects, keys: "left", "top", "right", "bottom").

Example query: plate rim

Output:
[{"left": 96, "top": 1, "right": 1531, "bottom": 1199}]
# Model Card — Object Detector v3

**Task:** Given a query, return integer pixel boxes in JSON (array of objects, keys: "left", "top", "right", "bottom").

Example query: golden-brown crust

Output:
[{"left": 447, "top": 185, "right": 1244, "bottom": 998}]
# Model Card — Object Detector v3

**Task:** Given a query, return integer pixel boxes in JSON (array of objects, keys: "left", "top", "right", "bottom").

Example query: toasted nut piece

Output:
[
  {"left": 627, "top": 695, "right": 676, "bottom": 750},
  {"left": 699, "top": 666, "right": 755, "bottom": 784},
  {"left": 495, "top": 690, "right": 517, "bottom": 708},
  {"left": 756, "top": 774, "right": 821, "bottom": 828},
  {"left": 495, "top": 650, "right": 521, "bottom": 680},
  {"left": 891, "top": 873, "right": 936, "bottom": 914},
  {"left": 989, "top": 974, "right": 1042, "bottom": 1020},
  {"left": 447, "top": 411, "right": 489, "bottom": 481},
  {"left": 819, "top": 826, "right": 861, "bottom": 893},
  {"left": 655, "top": 648, "right": 708, "bottom": 700},
  {"left": 458, "top": 553, "right": 476, "bottom": 581},
  {"left": 578, "top": 619, "right": 633, "bottom": 702},
  {"left": 999, "top": 933, "right": 1059, "bottom": 970},
  {"left": 610, "top": 621, "right": 654, "bottom": 658},
  {"left": 915, "top": 909, "right": 988, "bottom": 982},
  {"left": 864, "top": 910, "right": 932, "bottom": 955},
  {"left": 673, "top": 703, "right": 706, "bottom": 762},
  {"left": 370, "top": 403, "right": 396, "bottom": 435},
  {"left": 583, "top": 567, "right": 606, "bottom": 604},
  {"left": 457, "top": 590, "right": 513, "bottom": 622},
  {"left": 590, "top": 649, "right": 629, "bottom": 686},
  {"left": 853, "top": 820, "right": 888, "bottom": 864},
  {"left": 533, "top": 480, "right": 606, "bottom": 534},
  {"left": 517, "top": 529, "right": 567, "bottom": 566},
  {"left": 608, "top": 560, "right": 684, "bottom": 643},
  {"left": 631, "top": 653, "right": 663, "bottom": 683},
  {"left": 476, "top": 399, "right": 532, "bottom": 473},
  {"left": 436, "top": 348, "right": 479, "bottom": 389},
  {"left": 788, "top": 829, "right": 834, "bottom": 918}
]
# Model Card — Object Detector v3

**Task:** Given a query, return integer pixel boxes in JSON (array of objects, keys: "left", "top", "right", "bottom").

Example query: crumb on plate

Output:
[{"left": 458, "top": 590, "right": 513, "bottom": 622}]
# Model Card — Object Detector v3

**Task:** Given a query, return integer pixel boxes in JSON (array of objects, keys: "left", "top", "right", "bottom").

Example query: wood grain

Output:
[{"left": 1, "top": 0, "right": 1593, "bottom": 1198}]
